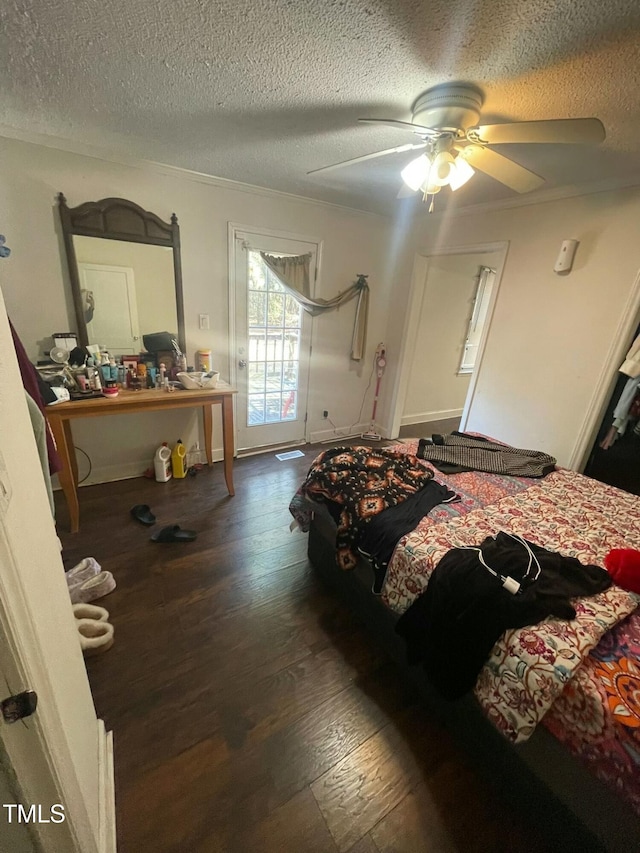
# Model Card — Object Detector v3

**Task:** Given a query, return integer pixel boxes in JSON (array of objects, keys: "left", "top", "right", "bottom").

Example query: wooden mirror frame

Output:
[{"left": 57, "top": 193, "right": 185, "bottom": 353}]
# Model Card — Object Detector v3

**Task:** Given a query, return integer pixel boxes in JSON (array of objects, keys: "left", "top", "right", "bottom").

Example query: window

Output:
[{"left": 458, "top": 265, "right": 496, "bottom": 374}]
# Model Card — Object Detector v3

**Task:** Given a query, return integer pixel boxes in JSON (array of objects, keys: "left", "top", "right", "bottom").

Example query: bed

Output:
[{"left": 291, "top": 438, "right": 640, "bottom": 851}]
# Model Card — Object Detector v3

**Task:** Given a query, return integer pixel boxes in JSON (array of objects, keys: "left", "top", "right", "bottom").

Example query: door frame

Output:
[
  {"left": 388, "top": 241, "right": 509, "bottom": 439},
  {"left": 227, "top": 222, "right": 323, "bottom": 452},
  {"left": 569, "top": 266, "right": 640, "bottom": 470}
]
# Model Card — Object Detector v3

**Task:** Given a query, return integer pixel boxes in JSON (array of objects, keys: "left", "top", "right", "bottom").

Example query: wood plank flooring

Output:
[{"left": 57, "top": 443, "right": 569, "bottom": 852}]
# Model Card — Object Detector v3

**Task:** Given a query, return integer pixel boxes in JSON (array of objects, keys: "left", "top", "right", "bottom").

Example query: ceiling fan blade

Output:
[
  {"left": 459, "top": 145, "right": 545, "bottom": 193},
  {"left": 468, "top": 118, "right": 606, "bottom": 146},
  {"left": 307, "top": 142, "right": 426, "bottom": 175},
  {"left": 358, "top": 118, "right": 440, "bottom": 137}
]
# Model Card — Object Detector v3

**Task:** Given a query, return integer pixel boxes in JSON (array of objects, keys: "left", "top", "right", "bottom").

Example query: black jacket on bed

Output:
[{"left": 395, "top": 532, "right": 611, "bottom": 700}]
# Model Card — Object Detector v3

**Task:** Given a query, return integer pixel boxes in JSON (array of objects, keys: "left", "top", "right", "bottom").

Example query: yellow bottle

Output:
[{"left": 171, "top": 439, "right": 187, "bottom": 478}]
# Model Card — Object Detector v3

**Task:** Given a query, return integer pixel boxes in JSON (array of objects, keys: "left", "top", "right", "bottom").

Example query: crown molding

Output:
[
  {"left": 3, "top": 122, "right": 639, "bottom": 223},
  {"left": 0, "top": 123, "right": 386, "bottom": 221},
  {"left": 428, "top": 172, "right": 640, "bottom": 220}
]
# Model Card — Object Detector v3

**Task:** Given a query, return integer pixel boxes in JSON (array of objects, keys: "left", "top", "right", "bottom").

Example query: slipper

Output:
[
  {"left": 76, "top": 619, "right": 114, "bottom": 657},
  {"left": 130, "top": 504, "right": 156, "bottom": 526},
  {"left": 150, "top": 525, "right": 197, "bottom": 543},
  {"left": 72, "top": 603, "right": 109, "bottom": 622},
  {"left": 69, "top": 571, "right": 116, "bottom": 604},
  {"left": 65, "top": 557, "right": 101, "bottom": 586}
]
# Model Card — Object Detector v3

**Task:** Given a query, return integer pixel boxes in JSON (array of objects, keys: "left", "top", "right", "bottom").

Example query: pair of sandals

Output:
[
  {"left": 73, "top": 603, "right": 114, "bottom": 657},
  {"left": 130, "top": 504, "right": 197, "bottom": 542}
]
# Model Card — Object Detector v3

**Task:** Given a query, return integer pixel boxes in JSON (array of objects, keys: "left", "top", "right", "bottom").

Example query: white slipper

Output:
[
  {"left": 66, "top": 557, "right": 101, "bottom": 586},
  {"left": 72, "top": 603, "right": 109, "bottom": 622},
  {"left": 76, "top": 619, "right": 114, "bottom": 657},
  {"left": 69, "top": 571, "right": 116, "bottom": 604}
]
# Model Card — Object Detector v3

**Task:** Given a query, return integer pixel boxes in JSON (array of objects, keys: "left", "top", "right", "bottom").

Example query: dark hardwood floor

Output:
[{"left": 57, "top": 443, "right": 560, "bottom": 852}]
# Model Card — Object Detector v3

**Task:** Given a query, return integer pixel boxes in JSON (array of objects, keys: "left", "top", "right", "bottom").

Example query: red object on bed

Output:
[{"left": 605, "top": 548, "right": 640, "bottom": 594}]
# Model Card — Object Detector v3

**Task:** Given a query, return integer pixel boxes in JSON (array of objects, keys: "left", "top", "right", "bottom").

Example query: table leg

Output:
[
  {"left": 49, "top": 415, "right": 80, "bottom": 533},
  {"left": 221, "top": 395, "right": 235, "bottom": 496},
  {"left": 202, "top": 404, "right": 213, "bottom": 466},
  {"left": 63, "top": 419, "right": 79, "bottom": 486}
]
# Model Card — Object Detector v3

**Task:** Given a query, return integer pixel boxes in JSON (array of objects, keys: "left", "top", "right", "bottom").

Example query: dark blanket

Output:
[
  {"left": 417, "top": 431, "right": 556, "bottom": 478},
  {"left": 358, "top": 480, "right": 459, "bottom": 593},
  {"left": 395, "top": 532, "right": 611, "bottom": 700},
  {"left": 296, "top": 445, "right": 433, "bottom": 570}
]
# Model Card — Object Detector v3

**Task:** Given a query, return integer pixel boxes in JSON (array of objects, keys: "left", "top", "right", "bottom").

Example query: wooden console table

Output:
[{"left": 48, "top": 384, "right": 237, "bottom": 532}]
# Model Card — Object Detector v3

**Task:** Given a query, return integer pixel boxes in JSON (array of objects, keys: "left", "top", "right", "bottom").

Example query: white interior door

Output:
[
  {"left": 0, "top": 288, "right": 114, "bottom": 853},
  {"left": 79, "top": 263, "right": 140, "bottom": 354},
  {"left": 232, "top": 230, "right": 315, "bottom": 451}
]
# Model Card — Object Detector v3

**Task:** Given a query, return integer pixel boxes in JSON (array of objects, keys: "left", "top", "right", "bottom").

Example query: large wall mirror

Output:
[{"left": 58, "top": 194, "right": 185, "bottom": 356}]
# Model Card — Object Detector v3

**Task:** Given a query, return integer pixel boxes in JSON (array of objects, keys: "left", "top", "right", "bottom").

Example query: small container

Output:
[
  {"left": 154, "top": 443, "right": 172, "bottom": 482},
  {"left": 171, "top": 439, "right": 187, "bottom": 478},
  {"left": 196, "top": 349, "right": 212, "bottom": 372}
]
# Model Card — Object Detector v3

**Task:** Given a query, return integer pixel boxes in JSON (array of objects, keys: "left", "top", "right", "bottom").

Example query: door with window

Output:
[{"left": 232, "top": 229, "right": 316, "bottom": 451}]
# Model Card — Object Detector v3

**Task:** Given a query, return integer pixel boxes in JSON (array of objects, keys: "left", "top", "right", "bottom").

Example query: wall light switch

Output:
[{"left": 199, "top": 313, "right": 210, "bottom": 330}]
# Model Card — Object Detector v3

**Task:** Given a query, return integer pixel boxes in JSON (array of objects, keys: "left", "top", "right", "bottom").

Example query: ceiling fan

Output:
[{"left": 308, "top": 83, "right": 606, "bottom": 208}]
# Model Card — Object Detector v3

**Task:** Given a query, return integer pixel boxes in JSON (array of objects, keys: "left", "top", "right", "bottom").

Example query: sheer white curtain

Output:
[{"left": 260, "top": 252, "right": 369, "bottom": 360}]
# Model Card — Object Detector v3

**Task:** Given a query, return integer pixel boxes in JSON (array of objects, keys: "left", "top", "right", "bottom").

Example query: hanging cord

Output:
[
  {"left": 325, "top": 349, "right": 377, "bottom": 438},
  {"left": 74, "top": 446, "right": 92, "bottom": 485},
  {"left": 456, "top": 532, "right": 541, "bottom": 595}
]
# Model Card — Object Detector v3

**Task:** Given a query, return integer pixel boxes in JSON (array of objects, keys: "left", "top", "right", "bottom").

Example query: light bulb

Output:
[
  {"left": 401, "top": 154, "right": 430, "bottom": 192},
  {"left": 449, "top": 157, "right": 475, "bottom": 191},
  {"left": 431, "top": 151, "right": 455, "bottom": 186}
]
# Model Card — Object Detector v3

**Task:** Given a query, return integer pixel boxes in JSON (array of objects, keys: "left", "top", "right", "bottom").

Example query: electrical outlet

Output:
[{"left": 323, "top": 410, "right": 329, "bottom": 419}]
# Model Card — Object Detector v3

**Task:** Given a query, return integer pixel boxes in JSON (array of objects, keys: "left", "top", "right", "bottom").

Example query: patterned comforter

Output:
[{"left": 381, "top": 441, "right": 640, "bottom": 814}]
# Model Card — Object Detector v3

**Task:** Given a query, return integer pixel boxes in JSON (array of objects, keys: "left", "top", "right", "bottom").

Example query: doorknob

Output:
[{"left": 238, "top": 359, "right": 247, "bottom": 369}]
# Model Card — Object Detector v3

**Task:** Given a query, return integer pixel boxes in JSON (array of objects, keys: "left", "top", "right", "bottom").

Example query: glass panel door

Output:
[{"left": 234, "top": 232, "right": 314, "bottom": 451}]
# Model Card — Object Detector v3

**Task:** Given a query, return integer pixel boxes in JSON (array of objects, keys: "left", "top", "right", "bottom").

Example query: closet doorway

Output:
[
  {"left": 583, "top": 321, "right": 640, "bottom": 495},
  {"left": 390, "top": 243, "right": 507, "bottom": 440}
]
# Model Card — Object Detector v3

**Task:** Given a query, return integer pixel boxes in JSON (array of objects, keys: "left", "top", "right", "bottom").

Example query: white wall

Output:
[
  {"left": 384, "top": 186, "right": 640, "bottom": 467},
  {"left": 401, "top": 252, "right": 498, "bottom": 425},
  {"left": 0, "top": 136, "right": 394, "bottom": 484}
]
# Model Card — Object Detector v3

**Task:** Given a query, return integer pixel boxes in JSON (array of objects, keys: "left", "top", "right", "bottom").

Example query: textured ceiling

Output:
[{"left": 2, "top": 0, "right": 640, "bottom": 214}]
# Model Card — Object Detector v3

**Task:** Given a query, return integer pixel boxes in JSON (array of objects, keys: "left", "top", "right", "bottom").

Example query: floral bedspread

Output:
[
  {"left": 379, "top": 443, "right": 640, "bottom": 750},
  {"left": 544, "top": 609, "right": 640, "bottom": 815}
]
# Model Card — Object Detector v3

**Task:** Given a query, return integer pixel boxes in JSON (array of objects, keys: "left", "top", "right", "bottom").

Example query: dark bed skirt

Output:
[{"left": 307, "top": 512, "right": 640, "bottom": 853}]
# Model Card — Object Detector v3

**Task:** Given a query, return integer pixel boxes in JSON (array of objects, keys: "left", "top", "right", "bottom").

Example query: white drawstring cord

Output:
[{"left": 455, "top": 532, "right": 541, "bottom": 595}]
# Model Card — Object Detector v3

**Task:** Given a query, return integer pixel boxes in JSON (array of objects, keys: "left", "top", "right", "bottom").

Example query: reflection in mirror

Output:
[
  {"left": 73, "top": 237, "right": 177, "bottom": 355},
  {"left": 57, "top": 194, "right": 185, "bottom": 357}
]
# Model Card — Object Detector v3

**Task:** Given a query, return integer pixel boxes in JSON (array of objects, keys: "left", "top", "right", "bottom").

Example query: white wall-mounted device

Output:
[{"left": 554, "top": 239, "right": 579, "bottom": 275}]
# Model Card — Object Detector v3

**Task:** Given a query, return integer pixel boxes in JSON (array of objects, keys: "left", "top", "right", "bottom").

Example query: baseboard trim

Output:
[
  {"left": 309, "top": 422, "right": 371, "bottom": 443},
  {"left": 97, "top": 721, "right": 116, "bottom": 853},
  {"left": 400, "top": 408, "right": 463, "bottom": 427},
  {"left": 52, "top": 447, "right": 224, "bottom": 488}
]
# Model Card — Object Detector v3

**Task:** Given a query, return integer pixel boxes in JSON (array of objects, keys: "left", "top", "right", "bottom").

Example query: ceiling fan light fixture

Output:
[
  {"left": 401, "top": 153, "right": 431, "bottom": 191},
  {"left": 448, "top": 156, "right": 475, "bottom": 191},
  {"left": 421, "top": 181, "right": 441, "bottom": 195},
  {"left": 431, "top": 151, "right": 455, "bottom": 186}
]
